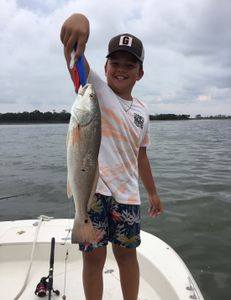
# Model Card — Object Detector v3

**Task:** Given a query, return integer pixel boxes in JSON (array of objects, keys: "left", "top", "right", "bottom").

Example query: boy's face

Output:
[{"left": 104, "top": 51, "right": 144, "bottom": 99}]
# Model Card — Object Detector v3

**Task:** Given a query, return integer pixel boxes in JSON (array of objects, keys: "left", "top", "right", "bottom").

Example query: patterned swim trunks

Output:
[{"left": 79, "top": 193, "right": 141, "bottom": 252}]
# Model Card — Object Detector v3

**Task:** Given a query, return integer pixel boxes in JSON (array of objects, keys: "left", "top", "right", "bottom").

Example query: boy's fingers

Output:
[
  {"left": 65, "top": 33, "right": 78, "bottom": 55},
  {"left": 60, "top": 26, "right": 65, "bottom": 43},
  {"left": 148, "top": 205, "right": 163, "bottom": 218},
  {"left": 60, "top": 26, "right": 72, "bottom": 46},
  {"left": 75, "top": 37, "right": 86, "bottom": 59},
  {"left": 63, "top": 32, "right": 72, "bottom": 47},
  {"left": 63, "top": 34, "right": 86, "bottom": 64}
]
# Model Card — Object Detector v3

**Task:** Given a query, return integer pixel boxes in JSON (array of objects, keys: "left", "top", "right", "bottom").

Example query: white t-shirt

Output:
[{"left": 88, "top": 69, "right": 150, "bottom": 205}]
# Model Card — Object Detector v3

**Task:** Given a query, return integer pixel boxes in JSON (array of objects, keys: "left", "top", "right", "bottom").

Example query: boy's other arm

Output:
[
  {"left": 60, "top": 13, "right": 90, "bottom": 78},
  {"left": 138, "top": 147, "right": 163, "bottom": 217}
]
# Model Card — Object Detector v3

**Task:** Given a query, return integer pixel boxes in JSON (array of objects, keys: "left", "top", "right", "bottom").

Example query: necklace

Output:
[{"left": 117, "top": 96, "right": 133, "bottom": 112}]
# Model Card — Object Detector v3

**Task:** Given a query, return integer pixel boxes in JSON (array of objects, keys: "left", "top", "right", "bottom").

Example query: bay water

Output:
[{"left": 0, "top": 120, "right": 231, "bottom": 300}]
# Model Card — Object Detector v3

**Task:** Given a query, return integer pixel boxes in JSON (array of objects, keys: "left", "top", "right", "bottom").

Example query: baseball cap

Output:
[{"left": 106, "top": 33, "right": 144, "bottom": 63}]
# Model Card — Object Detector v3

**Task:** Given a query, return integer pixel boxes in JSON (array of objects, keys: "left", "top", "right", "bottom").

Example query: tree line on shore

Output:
[
  {"left": 0, "top": 110, "right": 230, "bottom": 123},
  {"left": 150, "top": 114, "right": 190, "bottom": 120},
  {"left": 0, "top": 110, "right": 70, "bottom": 123},
  {"left": 0, "top": 110, "right": 190, "bottom": 123}
]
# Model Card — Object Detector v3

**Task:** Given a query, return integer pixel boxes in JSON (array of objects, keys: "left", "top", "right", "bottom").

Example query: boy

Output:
[{"left": 60, "top": 13, "right": 163, "bottom": 300}]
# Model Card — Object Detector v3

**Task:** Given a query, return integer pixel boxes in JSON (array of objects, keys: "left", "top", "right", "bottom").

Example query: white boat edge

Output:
[{"left": 0, "top": 216, "right": 204, "bottom": 300}]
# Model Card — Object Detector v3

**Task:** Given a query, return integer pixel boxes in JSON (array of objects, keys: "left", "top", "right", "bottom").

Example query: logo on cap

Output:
[{"left": 119, "top": 35, "right": 133, "bottom": 47}]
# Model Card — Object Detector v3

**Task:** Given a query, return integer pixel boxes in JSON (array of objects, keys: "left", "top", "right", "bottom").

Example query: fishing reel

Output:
[{"left": 35, "top": 276, "right": 60, "bottom": 298}]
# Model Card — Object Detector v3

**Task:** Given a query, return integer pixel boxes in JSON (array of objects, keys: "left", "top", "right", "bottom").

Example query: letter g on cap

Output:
[{"left": 119, "top": 35, "right": 133, "bottom": 47}]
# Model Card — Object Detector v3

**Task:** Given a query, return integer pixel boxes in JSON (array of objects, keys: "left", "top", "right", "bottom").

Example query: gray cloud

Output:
[{"left": 0, "top": 0, "right": 230, "bottom": 116}]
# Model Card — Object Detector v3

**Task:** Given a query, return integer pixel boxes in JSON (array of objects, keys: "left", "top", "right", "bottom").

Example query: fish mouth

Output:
[{"left": 78, "top": 83, "right": 94, "bottom": 96}]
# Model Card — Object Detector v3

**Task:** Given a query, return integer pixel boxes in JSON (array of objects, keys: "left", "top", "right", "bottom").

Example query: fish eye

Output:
[{"left": 89, "top": 93, "right": 94, "bottom": 99}]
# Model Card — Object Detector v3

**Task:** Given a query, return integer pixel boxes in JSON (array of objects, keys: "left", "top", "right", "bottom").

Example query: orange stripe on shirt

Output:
[
  {"left": 127, "top": 194, "right": 139, "bottom": 204},
  {"left": 102, "top": 128, "right": 128, "bottom": 142},
  {"left": 117, "top": 182, "right": 128, "bottom": 193},
  {"left": 101, "top": 107, "right": 140, "bottom": 148},
  {"left": 141, "top": 133, "right": 150, "bottom": 146},
  {"left": 100, "top": 156, "right": 137, "bottom": 183}
]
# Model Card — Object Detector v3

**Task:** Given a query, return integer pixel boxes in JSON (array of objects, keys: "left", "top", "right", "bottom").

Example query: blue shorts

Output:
[{"left": 79, "top": 193, "right": 141, "bottom": 252}]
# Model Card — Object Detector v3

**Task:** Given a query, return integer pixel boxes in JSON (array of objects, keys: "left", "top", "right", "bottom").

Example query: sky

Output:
[{"left": 0, "top": 0, "right": 231, "bottom": 117}]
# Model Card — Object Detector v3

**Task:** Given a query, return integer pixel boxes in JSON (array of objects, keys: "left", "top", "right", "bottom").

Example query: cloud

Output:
[{"left": 0, "top": 0, "right": 230, "bottom": 116}]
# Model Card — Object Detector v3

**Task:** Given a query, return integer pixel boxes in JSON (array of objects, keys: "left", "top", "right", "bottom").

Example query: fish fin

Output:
[
  {"left": 71, "top": 218, "right": 97, "bottom": 244},
  {"left": 71, "top": 127, "right": 77, "bottom": 145},
  {"left": 77, "top": 124, "right": 81, "bottom": 141},
  {"left": 87, "top": 194, "right": 97, "bottom": 212},
  {"left": 87, "top": 164, "right": 99, "bottom": 211},
  {"left": 71, "top": 126, "right": 81, "bottom": 145},
  {"left": 67, "top": 178, "right": 72, "bottom": 199}
]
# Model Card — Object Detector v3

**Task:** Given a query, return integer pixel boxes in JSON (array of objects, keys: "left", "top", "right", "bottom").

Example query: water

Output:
[{"left": 0, "top": 120, "right": 231, "bottom": 300}]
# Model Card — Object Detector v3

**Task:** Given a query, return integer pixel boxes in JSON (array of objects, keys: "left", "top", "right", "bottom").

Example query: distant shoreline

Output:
[
  {"left": 0, "top": 118, "right": 230, "bottom": 125},
  {"left": 0, "top": 121, "right": 69, "bottom": 125},
  {"left": 0, "top": 110, "right": 230, "bottom": 124}
]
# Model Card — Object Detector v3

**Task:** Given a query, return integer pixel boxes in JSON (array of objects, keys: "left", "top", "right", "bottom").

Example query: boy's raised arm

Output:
[{"left": 60, "top": 13, "right": 90, "bottom": 77}]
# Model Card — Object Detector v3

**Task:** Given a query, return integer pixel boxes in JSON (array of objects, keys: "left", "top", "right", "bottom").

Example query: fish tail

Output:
[{"left": 71, "top": 218, "right": 97, "bottom": 244}]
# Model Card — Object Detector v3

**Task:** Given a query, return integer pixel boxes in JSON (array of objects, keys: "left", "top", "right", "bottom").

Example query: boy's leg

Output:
[
  {"left": 80, "top": 194, "right": 110, "bottom": 300},
  {"left": 82, "top": 246, "right": 107, "bottom": 300},
  {"left": 112, "top": 244, "right": 139, "bottom": 300},
  {"left": 109, "top": 198, "right": 141, "bottom": 300}
]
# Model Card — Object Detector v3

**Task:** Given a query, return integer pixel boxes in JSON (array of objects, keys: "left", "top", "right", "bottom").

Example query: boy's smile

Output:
[
  {"left": 105, "top": 51, "right": 144, "bottom": 100},
  {"left": 115, "top": 75, "right": 128, "bottom": 81}
]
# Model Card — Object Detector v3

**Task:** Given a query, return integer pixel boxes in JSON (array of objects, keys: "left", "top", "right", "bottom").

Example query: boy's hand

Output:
[
  {"left": 60, "top": 13, "right": 89, "bottom": 62},
  {"left": 148, "top": 194, "right": 164, "bottom": 218}
]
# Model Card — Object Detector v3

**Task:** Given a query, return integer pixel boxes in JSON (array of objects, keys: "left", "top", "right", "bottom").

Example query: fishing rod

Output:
[
  {"left": 35, "top": 237, "right": 60, "bottom": 298},
  {"left": 48, "top": 237, "right": 57, "bottom": 299},
  {"left": 0, "top": 193, "right": 31, "bottom": 201}
]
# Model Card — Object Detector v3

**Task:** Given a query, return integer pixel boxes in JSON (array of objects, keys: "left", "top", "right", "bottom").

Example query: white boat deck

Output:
[{"left": 0, "top": 218, "right": 203, "bottom": 300}]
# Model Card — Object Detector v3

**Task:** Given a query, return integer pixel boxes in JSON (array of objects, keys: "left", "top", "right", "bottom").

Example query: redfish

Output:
[{"left": 66, "top": 84, "right": 101, "bottom": 243}]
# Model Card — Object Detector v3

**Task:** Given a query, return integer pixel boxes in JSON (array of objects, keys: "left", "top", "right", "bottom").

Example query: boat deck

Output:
[
  {"left": 1, "top": 244, "right": 159, "bottom": 299},
  {"left": 0, "top": 218, "right": 203, "bottom": 300}
]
